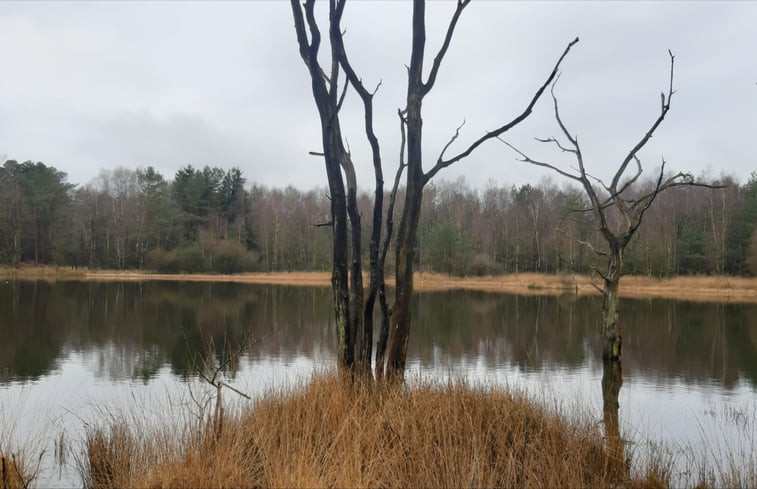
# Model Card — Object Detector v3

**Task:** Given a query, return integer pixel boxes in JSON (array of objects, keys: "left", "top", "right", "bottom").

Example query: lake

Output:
[{"left": 1, "top": 280, "right": 755, "bottom": 487}]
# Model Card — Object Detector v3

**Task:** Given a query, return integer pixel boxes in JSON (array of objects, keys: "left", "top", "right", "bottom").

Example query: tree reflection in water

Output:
[
  {"left": 1, "top": 281, "right": 756, "bottom": 391},
  {"left": 602, "top": 358, "right": 627, "bottom": 480}
]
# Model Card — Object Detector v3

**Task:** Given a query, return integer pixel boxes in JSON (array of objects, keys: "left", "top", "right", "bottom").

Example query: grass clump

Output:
[
  {"left": 82, "top": 373, "right": 667, "bottom": 489},
  {"left": 1, "top": 452, "right": 36, "bottom": 489}
]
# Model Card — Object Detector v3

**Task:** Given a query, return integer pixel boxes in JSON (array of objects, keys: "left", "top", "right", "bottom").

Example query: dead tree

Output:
[
  {"left": 291, "top": 0, "right": 578, "bottom": 380},
  {"left": 503, "top": 51, "right": 719, "bottom": 361},
  {"left": 291, "top": 0, "right": 365, "bottom": 374}
]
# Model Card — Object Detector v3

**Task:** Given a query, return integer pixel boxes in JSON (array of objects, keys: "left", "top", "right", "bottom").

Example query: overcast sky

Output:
[{"left": 1, "top": 1, "right": 755, "bottom": 190}]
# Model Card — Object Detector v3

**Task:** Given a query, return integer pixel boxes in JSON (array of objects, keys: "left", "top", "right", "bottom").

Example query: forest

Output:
[{"left": 1, "top": 158, "right": 756, "bottom": 277}]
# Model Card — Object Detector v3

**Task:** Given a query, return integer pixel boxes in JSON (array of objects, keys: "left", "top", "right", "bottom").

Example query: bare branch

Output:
[
  {"left": 303, "top": 0, "right": 322, "bottom": 66},
  {"left": 423, "top": 37, "right": 579, "bottom": 184},
  {"left": 221, "top": 383, "right": 251, "bottom": 400},
  {"left": 610, "top": 51, "right": 675, "bottom": 193},
  {"left": 542, "top": 81, "right": 618, "bottom": 249},
  {"left": 584, "top": 171, "right": 611, "bottom": 193},
  {"left": 591, "top": 265, "right": 609, "bottom": 283},
  {"left": 290, "top": 0, "right": 315, "bottom": 68},
  {"left": 336, "top": 77, "right": 349, "bottom": 112},
  {"left": 422, "top": 0, "right": 471, "bottom": 95},
  {"left": 578, "top": 239, "right": 609, "bottom": 257},
  {"left": 587, "top": 271, "right": 605, "bottom": 293},
  {"left": 555, "top": 224, "right": 609, "bottom": 258},
  {"left": 371, "top": 79, "right": 383, "bottom": 96},
  {"left": 381, "top": 109, "right": 409, "bottom": 265},
  {"left": 534, "top": 136, "right": 577, "bottom": 155},
  {"left": 551, "top": 75, "right": 578, "bottom": 148},
  {"left": 397, "top": 109, "right": 408, "bottom": 170},
  {"left": 331, "top": 0, "right": 383, "bottom": 190},
  {"left": 322, "top": 12, "right": 343, "bottom": 87},
  {"left": 611, "top": 155, "right": 643, "bottom": 201},
  {"left": 191, "top": 328, "right": 278, "bottom": 401},
  {"left": 499, "top": 138, "right": 581, "bottom": 183},
  {"left": 435, "top": 119, "right": 466, "bottom": 165}
]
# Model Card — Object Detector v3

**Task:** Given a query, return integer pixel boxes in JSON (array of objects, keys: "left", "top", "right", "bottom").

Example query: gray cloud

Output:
[{"left": 0, "top": 1, "right": 754, "bottom": 189}]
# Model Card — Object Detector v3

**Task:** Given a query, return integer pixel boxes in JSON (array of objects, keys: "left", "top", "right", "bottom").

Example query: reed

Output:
[
  {"left": 1, "top": 401, "right": 40, "bottom": 489},
  {"left": 80, "top": 373, "right": 686, "bottom": 489}
]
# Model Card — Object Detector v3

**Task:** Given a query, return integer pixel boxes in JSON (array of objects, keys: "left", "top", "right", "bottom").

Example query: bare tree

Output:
[
  {"left": 291, "top": 0, "right": 578, "bottom": 380},
  {"left": 503, "top": 51, "right": 719, "bottom": 361}
]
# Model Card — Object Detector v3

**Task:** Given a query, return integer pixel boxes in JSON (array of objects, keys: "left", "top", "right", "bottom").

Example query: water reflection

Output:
[
  {"left": 602, "top": 359, "right": 626, "bottom": 480},
  {"left": 1, "top": 281, "right": 757, "bottom": 389},
  {"left": 1, "top": 281, "right": 756, "bottom": 487}
]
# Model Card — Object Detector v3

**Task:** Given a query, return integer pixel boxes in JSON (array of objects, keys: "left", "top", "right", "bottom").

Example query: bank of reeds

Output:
[
  {"left": 5, "top": 267, "right": 757, "bottom": 304},
  {"left": 80, "top": 373, "right": 680, "bottom": 489}
]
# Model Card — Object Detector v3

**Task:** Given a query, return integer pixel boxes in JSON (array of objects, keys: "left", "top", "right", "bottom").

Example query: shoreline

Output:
[{"left": 1, "top": 266, "right": 756, "bottom": 304}]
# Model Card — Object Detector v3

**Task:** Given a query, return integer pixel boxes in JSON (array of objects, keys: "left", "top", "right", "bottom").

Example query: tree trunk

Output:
[
  {"left": 602, "top": 247, "right": 623, "bottom": 360},
  {"left": 346, "top": 183, "right": 365, "bottom": 375},
  {"left": 385, "top": 177, "right": 423, "bottom": 378},
  {"left": 375, "top": 166, "right": 403, "bottom": 379},
  {"left": 362, "top": 181, "right": 383, "bottom": 377},
  {"left": 384, "top": 0, "right": 426, "bottom": 379},
  {"left": 324, "top": 134, "right": 352, "bottom": 371},
  {"left": 290, "top": 0, "right": 363, "bottom": 374}
]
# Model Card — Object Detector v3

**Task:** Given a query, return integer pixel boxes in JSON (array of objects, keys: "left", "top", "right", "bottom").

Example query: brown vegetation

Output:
[
  {"left": 413, "top": 272, "right": 757, "bottom": 303},
  {"left": 1, "top": 409, "right": 39, "bottom": 489},
  {"left": 81, "top": 374, "right": 668, "bottom": 489},
  {"left": 4, "top": 266, "right": 757, "bottom": 304},
  {"left": 0, "top": 453, "right": 33, "bottom": 489}
]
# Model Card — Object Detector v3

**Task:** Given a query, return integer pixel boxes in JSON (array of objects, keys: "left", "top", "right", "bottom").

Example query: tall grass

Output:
[
  {"left": 80, "top": 373, "right": 676, "bottom": 489},
  {"left": 1, "top": 397, "right": 42, "bottom": 489}
]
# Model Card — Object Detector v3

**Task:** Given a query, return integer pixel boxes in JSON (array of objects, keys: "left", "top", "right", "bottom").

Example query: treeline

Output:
[{"left": 1, "top": 159, "right": 756, "bottom": 276}]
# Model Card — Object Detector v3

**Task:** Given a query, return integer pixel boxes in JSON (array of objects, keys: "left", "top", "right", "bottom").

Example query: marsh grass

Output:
[
  {"left": 79, "top": 373, "right": 681, "bottom": 489},
  {"left": 0, "top": 442, "right": 42, "bottom": 489},
  {"left": 1, "top": 395, "right": 44, "bottom": 489},
  {"left": 687, "top": 401, "right": 757, "bottom": 489}
]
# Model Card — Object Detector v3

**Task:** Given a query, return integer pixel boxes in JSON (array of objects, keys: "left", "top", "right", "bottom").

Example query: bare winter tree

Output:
[
  {"left": 502, "top": 51, "right": 719, "bottom": 362},
  {"left": 291, "top": 0, "right": 578, "bottom": 380},
  {"left": 502, "top": 50, "right": 724, "bottom": 482}
]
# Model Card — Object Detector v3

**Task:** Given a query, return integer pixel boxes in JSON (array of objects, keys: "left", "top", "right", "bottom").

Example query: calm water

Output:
[{"left": 1, "top": 280, "right": 756, "bottom": 487}]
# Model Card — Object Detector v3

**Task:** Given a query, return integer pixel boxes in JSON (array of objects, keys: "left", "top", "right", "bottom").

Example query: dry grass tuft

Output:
[
  {"left": 1, "top": 453, "right": 33, "bottom": 489},
  {"left": 1, "top": 410, "right": 41, "bottom": 489},
  {"left": 81, "top": 373, "right": 670, "bottom": 489}
]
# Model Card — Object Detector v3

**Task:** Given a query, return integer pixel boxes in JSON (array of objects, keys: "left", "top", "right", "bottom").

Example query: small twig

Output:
[
  {"left": 188, "top": 327, "right": 278, "bottom": 401},
  {"left": 577, "top": 239, "right": 609, "bottom": 257},
  {"left": 534, "top": 136, "right": 577, "bottom": 155},
  {"left": 436, "top": 119, "right": 466, "bottom": 165},
  {"left": 336, "top": 78, "right": 349, "bottom": 112},
  {"left": 589, "top": 269, "right": 607, "bottom": 292}
]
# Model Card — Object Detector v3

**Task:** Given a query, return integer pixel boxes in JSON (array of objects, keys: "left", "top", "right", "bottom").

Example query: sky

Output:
[{"left": 0, "top": 1, "right": 755, "bottom": 190}]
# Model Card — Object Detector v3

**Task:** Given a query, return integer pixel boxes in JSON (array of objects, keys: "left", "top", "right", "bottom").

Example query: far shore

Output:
[{"left": 1, "top": 266, "right": 756, "bottom": 304}]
